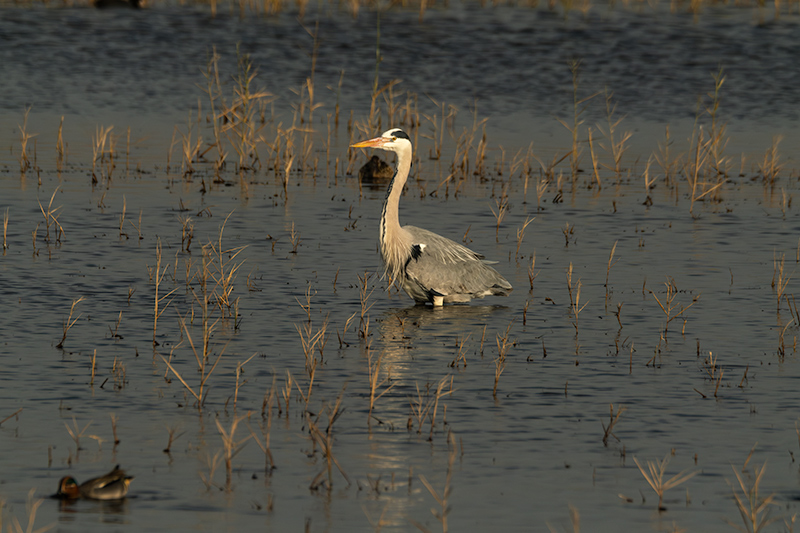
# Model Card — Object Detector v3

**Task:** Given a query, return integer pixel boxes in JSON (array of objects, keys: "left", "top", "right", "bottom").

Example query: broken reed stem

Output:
[
  {"left": 56, "top": 296, "right": 86, "bottom": 349},
  {"left": 601, "top": 403, "right": 626, "bottom": 446}
]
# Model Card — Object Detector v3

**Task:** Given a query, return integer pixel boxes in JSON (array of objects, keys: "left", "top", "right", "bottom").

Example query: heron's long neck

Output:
[{"left": 379, "top": 147, "right": 412, "bottom": 278}]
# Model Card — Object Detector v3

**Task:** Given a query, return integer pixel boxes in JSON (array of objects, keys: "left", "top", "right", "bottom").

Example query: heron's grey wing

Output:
[
  {"left": 403, "top": 226, "right": 485, "bottom": 263},
  {"left": 403, "top": 226, "right": 511, "bottom": 297},
  {"left": 406, "top": 252, "right": 510, "bottom": 297}
]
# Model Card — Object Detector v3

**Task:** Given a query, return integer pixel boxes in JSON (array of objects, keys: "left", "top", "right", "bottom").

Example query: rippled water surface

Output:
[{"left": 1, "top": 1, "right": 800, "bottom": 532}]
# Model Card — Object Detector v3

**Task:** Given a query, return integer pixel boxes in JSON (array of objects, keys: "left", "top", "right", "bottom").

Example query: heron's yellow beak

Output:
[{"left": 350, "top": 136, "right": 386, "bottom": 149}]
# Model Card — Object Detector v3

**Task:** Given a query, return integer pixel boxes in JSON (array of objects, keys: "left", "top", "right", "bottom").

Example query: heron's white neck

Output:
[{"left": 379, "top": 144, "right": 413, "bottom": 281}]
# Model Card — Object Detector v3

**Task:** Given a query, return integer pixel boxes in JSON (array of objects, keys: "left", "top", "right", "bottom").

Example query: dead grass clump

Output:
[{"left": 634, "top": 452, "right": 697, "bottom": 511}]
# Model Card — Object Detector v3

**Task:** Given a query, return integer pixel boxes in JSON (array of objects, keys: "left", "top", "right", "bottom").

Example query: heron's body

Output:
[{"left": 352, "top": 128, "right": 512, "bottom": 306}]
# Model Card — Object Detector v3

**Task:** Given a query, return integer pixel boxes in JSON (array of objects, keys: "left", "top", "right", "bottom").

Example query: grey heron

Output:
[{"left": 351, "top": 128, "right": 513, "bottom": 306}]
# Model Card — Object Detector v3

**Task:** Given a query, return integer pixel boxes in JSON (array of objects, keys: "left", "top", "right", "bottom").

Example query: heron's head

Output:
[{"left": 351, "top": 128, "right": 411, "bottom": 153}]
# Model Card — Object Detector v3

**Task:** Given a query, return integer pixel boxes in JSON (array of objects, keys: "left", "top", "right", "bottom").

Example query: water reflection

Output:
[
  {"left": 375, "top": 304, "right": 511, "bottom": 382},
  {"left": 56, "top": 498, "right": 131, "bottom": 519}
]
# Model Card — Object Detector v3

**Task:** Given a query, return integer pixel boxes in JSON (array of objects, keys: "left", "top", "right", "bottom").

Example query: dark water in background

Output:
[
  {"left": 1, "top": 1, "right": 800, "bottom": 123},
  {"left": 1, "top": 2, "right": 800, "bottom": 532}
]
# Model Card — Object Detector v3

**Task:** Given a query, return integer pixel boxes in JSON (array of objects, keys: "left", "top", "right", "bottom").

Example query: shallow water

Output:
[{"left": 2, "top": 1, "right": 800, "bottom": 532}]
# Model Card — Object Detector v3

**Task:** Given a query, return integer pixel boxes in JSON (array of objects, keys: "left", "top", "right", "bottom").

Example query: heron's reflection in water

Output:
[
  {"left": 373, "top": 304, "right": 512, "bottom": 391},
  {"left": 358, "top": 305, "right": 510, "bottom": 527}
]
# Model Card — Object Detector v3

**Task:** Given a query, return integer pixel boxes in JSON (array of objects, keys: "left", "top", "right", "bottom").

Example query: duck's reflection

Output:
[{"left": 56, "top": 497, "right": 131, "bottom": 519}]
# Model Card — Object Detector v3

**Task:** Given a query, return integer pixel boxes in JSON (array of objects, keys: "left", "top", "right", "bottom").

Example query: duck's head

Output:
[{"left": 55, "top": 476, "right": 80, "bottom": 499}]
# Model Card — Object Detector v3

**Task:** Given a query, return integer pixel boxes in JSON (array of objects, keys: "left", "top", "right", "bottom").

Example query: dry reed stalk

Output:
[
  {"left": 535, "top": 174, "right": 549, "bottom": 212},
  {"left": 557, "top": 60, "right": 598, "bottom": 180},
  {"left": 31, "top": 224, "right": 39, "bottom": 256},
  {"left": 759, "top": 136, "right": 784, "bottom": 187},
  {"left": 408, "top": 376, "right": 454, "bottom": 436},
  {"left": 367, "top": 350, "right": 396, "bottom": 424},
  {"left": 119, "top": 196, "right": 128, "bottom": 239},
  {"left": 3, "top": 207, "right": 9, "bottom": 251},
  {"left": 601, "top": 403, "right": 626, "bottom": 446},
  {"left": 201, "top": 215, "right": 247, "bottom": 319},
  {"left": 605, "top": 241, "right": 618, "bottom": 288},
  {"left": 565, "top": 263, "right": 589, "bottom": 331},
  {"left": 685, "top": 128, "right": 712, "bottom": 216},
  {"left": 296, "top": 319, "right": 328, "bottom": 378},
  {"left": 706, "top": 66, "right": 729, "bottom": 175},
  {"left": 218, "top": 47, "right": 275, "bottom": 172},
  {"left": 649, "top": 277, "right": 700, "bottom": 335},
  {"left": 160, "top": 315, "right": 226, "bottom": 407},
  {"left": 17, "top": 106, "right": 36, "bottom": 174},
  {"left": 250, "top": 377, "right": 277, "bottom": 472},
  {"left": 216, "top": 414, "right": 252, "bottom": 491},
  {"left": 8, "top": 488, "right": 53, "bottom": 533},
  {"left": 178, "top": 112, "right": 202, "bottom": 177},
  {"left": 490, "top": 195, "right": 509, "bottom": 242},
  {"left": 515, "top": 216, "right": 535, "bottom": 262},
  {"left": 588, "top": 126, "right": 601, "bottom": 189},
  {"left": 598, "top": 89, "right": 633, "bottom": 179},
  {"left": 289, "top": 221, "right": 301, "bottom": 253},
  {"left": 89, "top": 349, "right": 97, "bottom": 386},
  {"left": 493, "top": 322, "right": 513, "bottom": 398},
  {"left": 0, "top": 408, "right": 23, "bottom": 427},
  {"left": 528, "top": 251, "right": 538, "bottom": 291},
  {"left": 643, "top": 155, "right": 659, "bottom": 206},
  {"left": 634, "top": 453, "right": 697, "bottom": 511},
  {"left": 296, "top": 284, "right": 315, "bottom": 322},
  {"left": 108, "top": 311, "right": 123, "bottom": 340},
  {"left": 200, "top": 450, "right": 224, "bottom": 491},
  {"left": 546, "top": 504, "right": 580, "bottom": 533},
  {"left": 91, "top": 125, "right": 114, "bottom": 183},
  {"left": 450, "top": 334, "right": 470, "bottom": 369},
  {"left": 413, "top": 431, "right": 458, "bottom": 532},
  {"left": 655, "top": 125, "right": 678, "bottom": 185},
  {"left": 725, "top": 447, "right": 778, "bottom": 533},
  {"left": 162, "top": 424, "right": 183, "bottom": 454},
  {"left": 56, "top": 296, "right": 86, "bottom": 349},
  {"left": 233, "top": 353, "right": 258, "bottom": 411},
  {"left": 357, "top": 271, "right": 376, "bottom": 339},
  {"left": 37, "top": 187, "right": 64, "bottom": 244},
  {"left": 152, "top": 239, "right": 177, "bottom": 346},
  {"left": 200, "top": 47, "right": 228, "bottom": 175},
  {"left": 336, "top": 311, "right": 358, "bottom": 348},
  {"left": 280, "top": 370, "right": 294, "bottom": 416},
  {"left": 308, "top": 390, "right": 350, "bottom": 490},
  {"left": 178, "top": 214, "right": 194, "bottom": 252},
  {"left": 772, "top": 252, "right": 792, "bottom": 312},
  {"left": 109, "top": 413, "right": 120, "bottom": 446},
  {"left": 57, "top": 115, "right": 65, "bottom": 162},
  {"left": 64, "top": 416, "right": 92, "bottom": 453}
]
